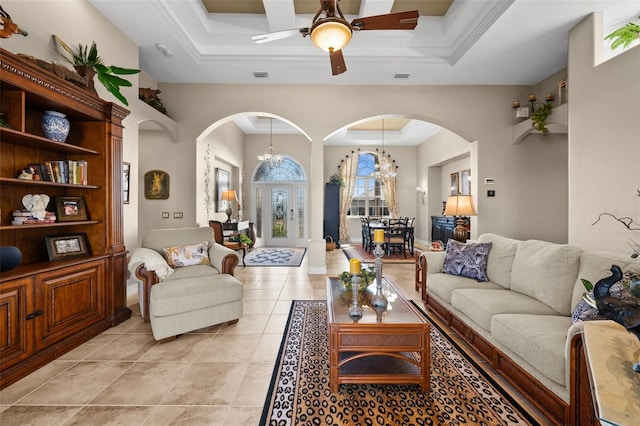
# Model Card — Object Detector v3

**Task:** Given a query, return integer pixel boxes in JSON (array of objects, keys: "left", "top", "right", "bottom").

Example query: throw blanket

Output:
[{"left": 128, "top": 247, "right": 174, "bottom": 280}]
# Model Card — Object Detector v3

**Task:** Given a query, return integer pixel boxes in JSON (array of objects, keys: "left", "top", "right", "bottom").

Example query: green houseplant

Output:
[
  {"left": 531, "top": 103, "right": 552, "bottom": 135},
  {"left": 605, "top": 17, "right": 640, "bottom": 50},
  {"left": 54, "top": 35, "right": 140, "bottom": 106}
]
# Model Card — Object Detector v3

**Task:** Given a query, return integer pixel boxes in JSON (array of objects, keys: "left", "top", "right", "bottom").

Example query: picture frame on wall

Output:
[
  {"left": 558, "top": 80, "right": 568, "bottom": 105},
  {"left": 123, "top": 162, "right": 130, "bottom": 204},
  {"left": 215, "top": 168, "right": 230, "bottom": 212},
  {"left": 450, "top": 172, "right": 459, "bottom": 195},
  {"left": 55, "top": 196, "right": 88, "bottom": 221},
  {"left": 45, "top": 233, "right": 90, "bottom": 261},
  {"left": 144, "top": 170, "right": 170, "bottom": 200},
  {"left": 460, "top": 169, "right": 471, "bottom": 195}
]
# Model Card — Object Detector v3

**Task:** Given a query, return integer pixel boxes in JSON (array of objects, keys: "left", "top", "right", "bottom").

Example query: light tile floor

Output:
[{"left": 0, "top": 247, "right": 420, "bottom": 426}]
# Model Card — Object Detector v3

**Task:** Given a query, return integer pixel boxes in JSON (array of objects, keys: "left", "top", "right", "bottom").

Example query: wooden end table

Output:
[{"left": 326, "top": 277, "right": 430, "bottom": 392}]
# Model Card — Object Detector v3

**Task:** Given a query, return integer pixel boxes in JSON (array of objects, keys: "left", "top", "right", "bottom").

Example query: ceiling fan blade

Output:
[
  {"left": 330, "top": 49, "right": 347, "bottom": 76},
  {"left": 351, "top": 10, "right": 419, "bottom": 31},
  {"left": 251, "top": 28, "right": 305, "bottom": 44}
]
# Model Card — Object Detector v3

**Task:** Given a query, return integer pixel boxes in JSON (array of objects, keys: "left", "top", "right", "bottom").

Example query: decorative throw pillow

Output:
[
  {"left": 441, "top": 239, "right": 493, "bottom": 282},
  {"left": 163, "top": 241, "right": 211, "bottom": 268}
]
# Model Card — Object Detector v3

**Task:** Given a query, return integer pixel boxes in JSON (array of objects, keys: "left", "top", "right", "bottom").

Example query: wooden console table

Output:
[{"left": 582, "top": 321, "right": 640, "bottom": 425}]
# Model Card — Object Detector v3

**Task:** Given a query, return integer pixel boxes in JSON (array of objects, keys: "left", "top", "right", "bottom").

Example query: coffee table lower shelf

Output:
[{"left": 335, "top": 351, "right": 427, "bottom": 391}]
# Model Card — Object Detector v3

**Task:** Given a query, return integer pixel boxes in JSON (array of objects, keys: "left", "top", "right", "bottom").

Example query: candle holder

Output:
[
  {"left": 371, "top": 242, "right": 388, "bottom": 308},
  {"left": 349, "top": 274, "right": 362, "bottom": 319}
]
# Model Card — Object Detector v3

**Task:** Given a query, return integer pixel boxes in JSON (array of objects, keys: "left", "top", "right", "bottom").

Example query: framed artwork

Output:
[
  {"left": 55, "top": 196, "right": 88, "bottom": 221},
  {"left": 144, "top": 170, "right": 170, "bottom": 199},
  {"left": 215, "top": 168, "right": 230, "bottom": 212},
  {"left": 123, "top": 162, "right": 130, "bottom": 204},
  {"left": 460, "top": 169, "right": 471, "bottom": 195},
  {"left": 450, "top": 172, "right": 459, "bottom": 195},
  {"left": 558, "top": 80, "right": 568, "bottom": 105},
  {"left": 45, "top": 233, "right": 90, "bottom": 261}
]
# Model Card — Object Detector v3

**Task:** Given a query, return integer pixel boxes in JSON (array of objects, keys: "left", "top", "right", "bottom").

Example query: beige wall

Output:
[{"left": 568, "top": 13, "right": 640, "bottom": 253}]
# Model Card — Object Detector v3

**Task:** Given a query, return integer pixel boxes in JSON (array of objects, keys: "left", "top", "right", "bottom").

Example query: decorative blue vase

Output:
[
  {"left": 0, "top": 246, "right": 22, "bottom": 272},
  {"left": 41, "top": 110, "right": 70, "bottom": 142}
]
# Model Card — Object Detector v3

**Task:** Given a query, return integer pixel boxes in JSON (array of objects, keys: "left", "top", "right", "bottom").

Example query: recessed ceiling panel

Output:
[
  {"left": 392, "top": 0, "right": 453, "bottom": 16},
  {"left": 349, "top": 118, "right": 410, "bottom": 132},
  {"left": 201, "top": 0, "right": 265, "bottom": 14}
]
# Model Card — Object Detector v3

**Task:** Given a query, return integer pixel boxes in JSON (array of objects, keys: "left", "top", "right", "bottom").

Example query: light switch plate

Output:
[{"left": 162, "top": 212, "right": 169, "bottom": 219}]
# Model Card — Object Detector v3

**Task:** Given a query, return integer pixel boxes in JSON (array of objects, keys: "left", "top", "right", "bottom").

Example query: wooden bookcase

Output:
[{"left": 0, "top": 49, "right": 132, "bottom": 388}]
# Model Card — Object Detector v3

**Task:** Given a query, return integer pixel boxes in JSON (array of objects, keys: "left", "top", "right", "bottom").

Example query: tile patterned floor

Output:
[{"left": 0, "top": 247, "right": 420, "bottom": 426}]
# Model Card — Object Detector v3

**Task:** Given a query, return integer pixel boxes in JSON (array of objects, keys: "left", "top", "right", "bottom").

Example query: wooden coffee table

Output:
[{"left": 326, "top": 277, "right": 430, "bottom": 392}]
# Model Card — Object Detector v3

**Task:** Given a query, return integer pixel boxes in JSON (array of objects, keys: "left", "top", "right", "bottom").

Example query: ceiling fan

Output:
[{"left": 251, "top": 0, "right": 419, "bottom": 76}]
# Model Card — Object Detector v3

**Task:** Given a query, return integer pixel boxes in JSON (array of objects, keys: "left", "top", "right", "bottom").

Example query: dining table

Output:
[{"left": 365, "top": 220, "right": 415, "bottom": 256}]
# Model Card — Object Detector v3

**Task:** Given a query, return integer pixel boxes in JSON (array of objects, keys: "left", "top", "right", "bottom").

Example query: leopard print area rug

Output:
[{"left": 260, "top": 300, "right": 535, "bottom": 426}]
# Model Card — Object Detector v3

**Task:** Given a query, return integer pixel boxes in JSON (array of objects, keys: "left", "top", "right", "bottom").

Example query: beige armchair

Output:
[{"left": 129, "top": 227, "right": 243, "bottom": 341}]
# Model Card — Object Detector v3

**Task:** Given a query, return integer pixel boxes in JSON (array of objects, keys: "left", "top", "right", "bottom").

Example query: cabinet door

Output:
[
  {"left": 34, "top": 260, "right": 105, "bottom": 351},
  {"left": 0, "top": 277, "right": 34, "bottom": 369}
]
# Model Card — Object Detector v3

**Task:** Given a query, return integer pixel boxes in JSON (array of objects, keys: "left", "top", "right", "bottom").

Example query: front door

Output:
[{"left": 265, "top": 185, "right": 296, "bottom": 247}]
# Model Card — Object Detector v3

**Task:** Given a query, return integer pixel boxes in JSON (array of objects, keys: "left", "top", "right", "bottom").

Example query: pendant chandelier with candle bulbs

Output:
[
  {"left": 373, "top": 119, "right": 397, "bottom": 183},
  {"left": 257, "top": 117, "right": 283, "bottom": 169}
]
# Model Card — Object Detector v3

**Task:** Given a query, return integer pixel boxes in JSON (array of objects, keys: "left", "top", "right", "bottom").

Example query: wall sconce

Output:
[
  {"left": 416, "top": 187, "right": 426, "bottom": 204},
  {"left": 512, "top": 93, "right": 554, "bottom": 120}
]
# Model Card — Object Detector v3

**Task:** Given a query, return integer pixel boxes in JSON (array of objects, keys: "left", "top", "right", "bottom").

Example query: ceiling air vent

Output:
[
  {"left": 394, "top": 73, "right": 410, "bottom": 79},
  {"left": 253, "top": 72, "right": 269, "bottom": 78}
]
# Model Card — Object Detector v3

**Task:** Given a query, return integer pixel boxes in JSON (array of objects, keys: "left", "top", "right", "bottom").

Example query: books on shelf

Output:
[
  {"left": 26, "top": 160, "right": 88, "bottom": 185},
  {"left": 11, "top": 209, "right": 56, "bottom": 225}
]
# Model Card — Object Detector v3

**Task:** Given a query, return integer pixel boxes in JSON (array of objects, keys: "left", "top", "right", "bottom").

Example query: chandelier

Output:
[
  {"left": 373, "top": 119, "right": 397, "bottom": 182},
  {"left": 257, "top": 117, "right": 283, "bottom": 169}
]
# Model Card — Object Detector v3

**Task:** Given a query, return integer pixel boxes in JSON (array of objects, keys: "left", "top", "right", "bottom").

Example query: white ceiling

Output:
[{"left": 90, "top": 0, "right": 639, "bottom": 144}]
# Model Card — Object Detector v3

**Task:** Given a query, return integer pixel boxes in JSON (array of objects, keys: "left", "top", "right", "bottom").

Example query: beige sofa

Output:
[
  {"left": 416, "top": 233, "right": 640, "bottom": 425},
  {"left": 129, "top": 227, "right": 243, "bottom": 341}
]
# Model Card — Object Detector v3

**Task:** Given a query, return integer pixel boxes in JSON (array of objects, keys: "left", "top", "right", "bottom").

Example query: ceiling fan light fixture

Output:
[{"left": 310, "top": 19, "right": 352, "bottom": 52}]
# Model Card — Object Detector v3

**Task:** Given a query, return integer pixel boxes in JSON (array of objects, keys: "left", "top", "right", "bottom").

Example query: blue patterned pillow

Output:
[{"left": 442, "top": 239, "right": 493, "bottom": 282}]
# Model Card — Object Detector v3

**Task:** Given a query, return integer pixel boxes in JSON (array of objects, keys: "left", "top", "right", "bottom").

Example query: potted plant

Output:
[
  {"left": 605, "top": 17, "right": 640, "bottom": 50},
  {"left": 54, "top": 35, "right": 140, "bottom": 106},
  {"left": 328, "top": 173, "right": 344, "bottom": 187},
  {"left": 531, "top": 103, "right": 552, "bottom": 135}
]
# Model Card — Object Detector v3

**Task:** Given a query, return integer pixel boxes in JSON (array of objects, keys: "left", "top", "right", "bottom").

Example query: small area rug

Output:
[
  {"left": 260, "top": 300, "right": 534, "bottom": 426},
  {"left": 342, "top": 243, "right": 421, "bottom": 264},
  {"left": 244, "top": 247, "right": 306, "bottom": 267}
]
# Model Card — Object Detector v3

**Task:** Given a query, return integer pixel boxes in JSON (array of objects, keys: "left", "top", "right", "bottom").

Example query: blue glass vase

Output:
[{"left": 41, "top": 110, "right": 70, "bottom": 142}]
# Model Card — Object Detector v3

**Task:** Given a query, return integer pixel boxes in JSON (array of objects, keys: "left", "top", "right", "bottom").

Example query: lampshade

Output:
[
  {"left": 221, "top": 189, "right": 238, "bottom": 202},
  {"left": 444, "top": 195, "right": 477, "bottom": 216},
  {"left": 310, "top": 19, "right": 352, "bottom": 52}
]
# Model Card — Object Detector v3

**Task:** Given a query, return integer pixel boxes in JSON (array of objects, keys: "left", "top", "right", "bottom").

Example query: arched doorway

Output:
[{"left": 252, "top": 157, "right": 307, "bottom": 247}]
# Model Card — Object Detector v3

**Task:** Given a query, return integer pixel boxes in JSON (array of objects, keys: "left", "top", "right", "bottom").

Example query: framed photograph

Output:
[
  {"left": 450, "top": 172, "right": 459, "bottom": 195},
  {"left": 144, "top": 170, "right": 170, "bottom": 200},
  {"left": 123, "top": 162, "right": 130, "bottom": 204},
  {"left": 215, "top": 168, "right": 230, "bottom": 212},
  {"left": 460, "top": 169, "right": 471, "bottom": 195},
  {"left": 55, "top": 196, "right": 88, "bottom": 221},
  {"left": 45, "top": 233, "right": 90, "bottom": 261}
]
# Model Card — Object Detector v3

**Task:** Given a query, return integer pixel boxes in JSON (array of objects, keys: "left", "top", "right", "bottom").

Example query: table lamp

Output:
[
  {"left": 443, "top": 195, "right": 477, "bottom": 243},
  {"left": 221, "top": 189, "right": 238, "bottom": 222}
]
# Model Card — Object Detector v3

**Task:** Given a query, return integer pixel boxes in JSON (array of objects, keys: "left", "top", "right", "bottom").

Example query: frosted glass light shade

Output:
[{"left": 310, "top": 20, "right": 352, "bottom": 52}]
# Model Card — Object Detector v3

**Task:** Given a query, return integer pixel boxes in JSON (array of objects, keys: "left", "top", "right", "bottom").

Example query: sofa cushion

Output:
[
  {"left": 164, "top": 264, "right": 221, "bottom": 281},
  {"left": 451, "top": 289, "right": 558, "bottom": 332},
  {"left": 477, "top": 234, "right": 520, "bottom": 289},
  {"left": 491, "top": 314, "right": 572, "bottom": 386},
  {"left": 571, "top": 251, "right": 640, "bottom": 312},
  {"left": 510, "top": 240, "right": 582, "bottom": 316},
  {"left": 427, "top": 273, "right": 502, "bottom": 304},
  {"left": 441, "top": 240, "right": 493, "bottom": 282},
  {"left": 163, "top": 241, "right": 211, "bottom": 268},
  {"left": 150, "top": 273, "right": 243, "bottom": 317}
]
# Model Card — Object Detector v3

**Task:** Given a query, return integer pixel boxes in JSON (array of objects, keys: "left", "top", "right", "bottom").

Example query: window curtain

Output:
[
  {"left": 381, "top": 175, "right": 399, "bottom": 218},
  {"left": 338, "top": 152, "right": 358, "bottom": 242}
]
